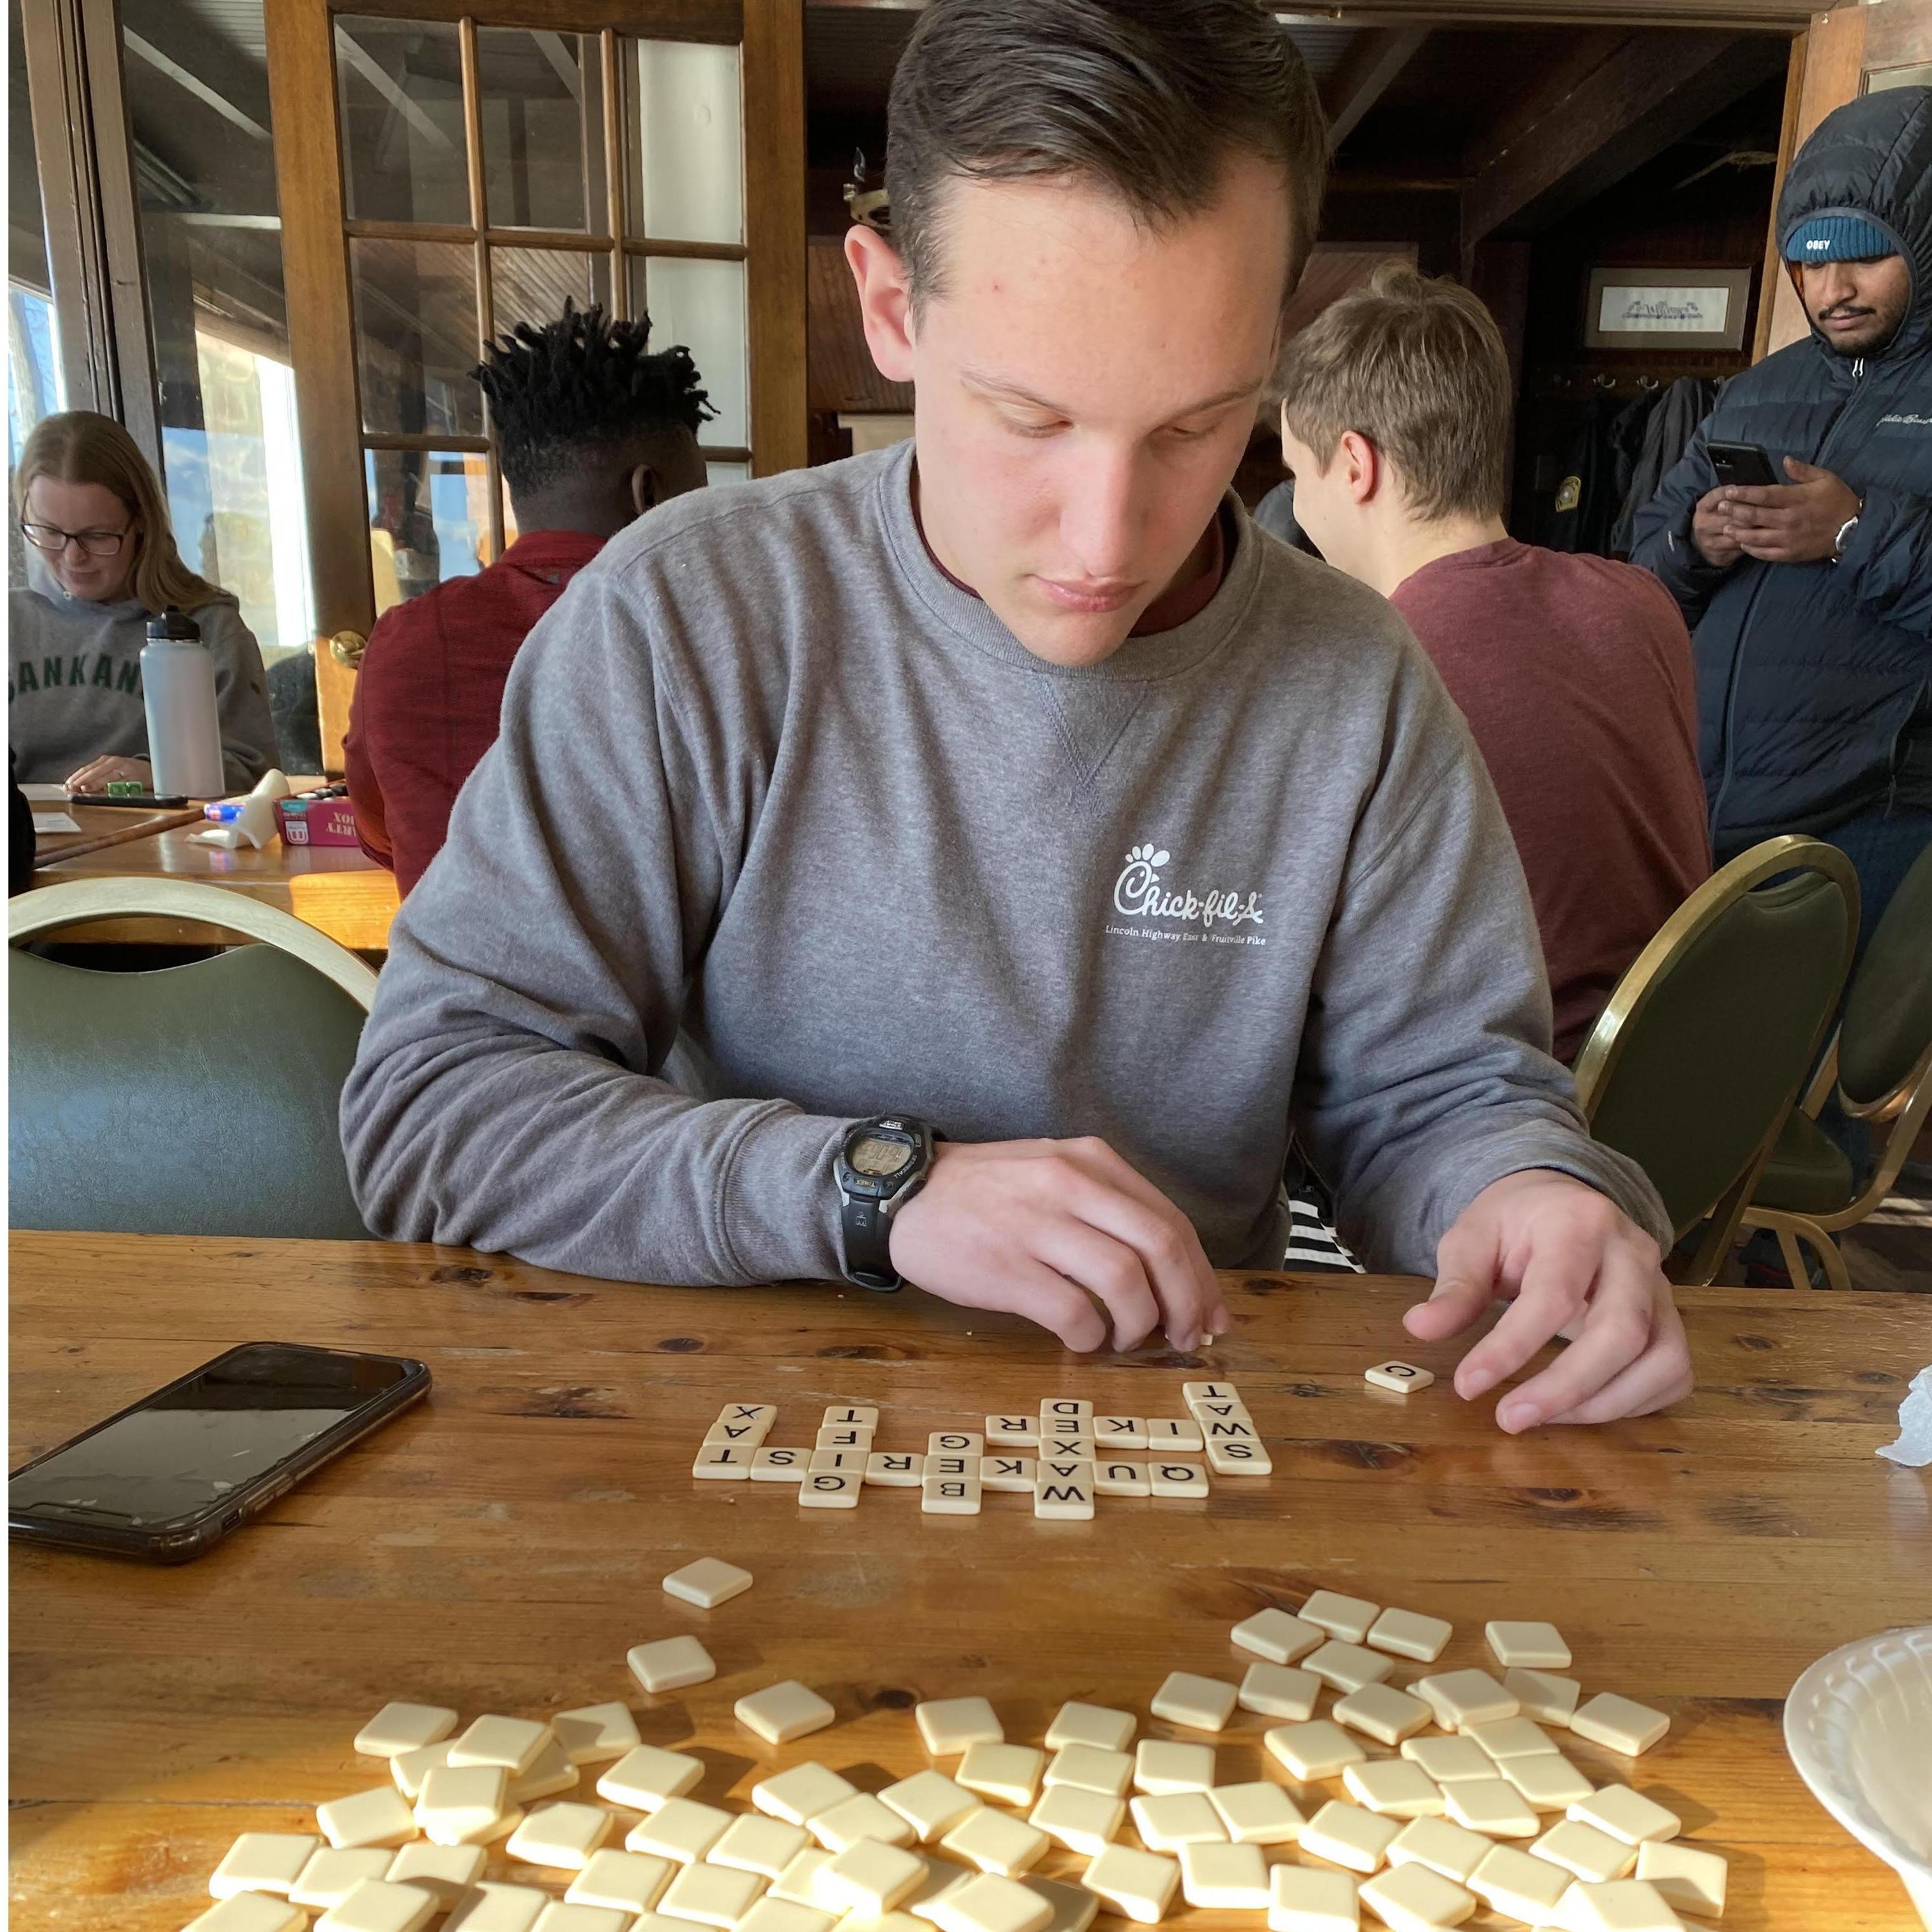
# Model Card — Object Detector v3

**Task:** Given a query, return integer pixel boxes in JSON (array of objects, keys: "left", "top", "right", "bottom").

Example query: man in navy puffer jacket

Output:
[{"left": 1631, "top": 86, "right": 1931, "bottom": 951}]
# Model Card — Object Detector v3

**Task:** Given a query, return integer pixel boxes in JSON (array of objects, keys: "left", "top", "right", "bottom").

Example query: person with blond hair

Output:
[
  {"left": 10, "top": 409, "right": 278, "bottom": 792},
  {"left": 1274, "top": 262, "right": 1711, "bottom": 1064}
]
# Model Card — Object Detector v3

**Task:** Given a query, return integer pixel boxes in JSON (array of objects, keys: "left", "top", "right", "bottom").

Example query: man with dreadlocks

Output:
[{"left": 346, "top": 302, "right": 710, "bottom": 894}]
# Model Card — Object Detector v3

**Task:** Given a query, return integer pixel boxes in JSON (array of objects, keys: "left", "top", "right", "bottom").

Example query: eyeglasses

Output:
[{"left": 19, "top": 520, "right": 133, "bottom": 558}]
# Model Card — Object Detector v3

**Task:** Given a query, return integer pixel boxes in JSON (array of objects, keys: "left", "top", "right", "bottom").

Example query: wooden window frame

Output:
[{"left": 265, "top": 0, "right": 804, "bottom": 770}]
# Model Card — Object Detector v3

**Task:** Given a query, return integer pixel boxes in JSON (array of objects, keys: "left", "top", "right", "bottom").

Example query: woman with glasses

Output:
[{"left": 10, "top": 410, "right": 278, "bottom": 793}]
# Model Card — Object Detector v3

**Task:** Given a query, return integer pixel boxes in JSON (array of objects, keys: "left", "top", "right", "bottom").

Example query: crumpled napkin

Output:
[{"left": 1876, "top": 1365, "right": 1932, "bottom": 1466}]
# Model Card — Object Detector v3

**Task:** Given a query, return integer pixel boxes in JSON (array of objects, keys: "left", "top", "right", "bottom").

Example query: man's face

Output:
[
  {"left": 1798, "top": 254, "right": 1912, "bottom": 355},
  {"left": 848, "top": 155, "right": 1292, "bottom": 666},
  {"left": 1276, "top": 424, "right": 1361, "bottom": 575}
]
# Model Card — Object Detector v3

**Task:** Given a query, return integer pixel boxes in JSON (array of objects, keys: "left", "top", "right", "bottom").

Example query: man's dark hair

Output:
[
  {"left": 474, "top": 302, "right": 714, "bottom": 494},
  {"left": 885, "top": 0, "right": 1327, "bottom": 310}
]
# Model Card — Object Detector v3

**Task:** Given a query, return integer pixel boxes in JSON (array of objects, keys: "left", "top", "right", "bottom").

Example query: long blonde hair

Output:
[{"left": 14, "top": 410, "right": 222, "bottom": 613}]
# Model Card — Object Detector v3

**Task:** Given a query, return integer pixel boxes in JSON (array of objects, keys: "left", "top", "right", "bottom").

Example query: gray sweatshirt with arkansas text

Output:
[{"left": 341, "top": 443, "right": 1669, "bottom": 1284}]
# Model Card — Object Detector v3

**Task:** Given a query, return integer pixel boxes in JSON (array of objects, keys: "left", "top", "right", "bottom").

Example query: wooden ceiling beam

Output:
[
  {"left": 1321, "top": 27, "right": 1430, "bottom": 150},
  {"left": 1458, "top": 29, "right": 1792, "bottom": 260}
]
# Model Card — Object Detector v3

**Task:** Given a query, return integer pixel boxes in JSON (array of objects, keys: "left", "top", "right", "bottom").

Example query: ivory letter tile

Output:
[
  {"left": 1570, "top": 1698, "right": 1670, "bottom": 1758},
  {"left": 928, "top": 1433, "right": 985, "bottom": 1457},
  {"left": 530, "top": 1905, "right": 631, "bottom": 1932},
  {"left": 553, "top": 1703, "right": 641, "bottom": 1767},
  {"left": 737, "top": 1682, "right": 837, "bottom": 1746},
  {"left": 752, "top": 1448, "right": 810, "bottom": 1482},
  {"left": 1144, "top": 1462, "right": 1208, "bottom": 1500},
  {"left": 1033, "top": 1470, "right": 1094, "bottom": 1520},
  {"left": 1300, "top": 1593, "right": 1379, "bottom": 1644},
  {"left": 664, "top": 1558, "right": 753, "bottom": 1609},
  {"left": 916, "top": 1698, "right": 1002, "bottom": 1756},
  {"left": 1204, "top": 1436, "right": 1274, "bottom": 1476},
  {"left": 866, "top": 1452, "right": 925, "bottom": 1487},
  {"left": 742, "top": 1900, "right": 836, "bottom": 1932},
  {"left": 1046, "top": 1703, "right": 1136, "bottom": 1753},
  {"left": 1467, "top": 1717, "right": 1558, "bottom": 1761},
  {"left": 1080, "top": 1843, "right": 1179, "bottom": 1924},
  {"left": 823, "top": 1407, "right": 880, "bottom": 1429},
  {"left": 629, "top": 1637, "right": 717, "bottom": 1696},
  {"left": 1299, "top": 1802, "right": 1400, "bottom": 1876},
  {"left": 809, "top": 1451, "right": 867, "bottom": 1475},
  {"left": 799, "top": 1471, "right": 862, "bottom": 1509},
  {"left": 958, "top": 1742, "right": 1046, "bottom": 1808},
  {"left": 923, "top": 1473, "right": 983, "bottom": 1515},
  {"left": 1208, "top": 1781, "right": 1305, "bottom": 1844},
  {"left": 597, "top": 1744, "right": 705, "bottom": 1811},
  {"left": 388, "top": 1744, "right": 450, "bottom": 1800},
  {"left": 770, "top": 1851, "right": 837, "bottom": 1904},
  {"left": 818, "top": 1427, "right": 876, "bottom": 1450},
  {"left": 356, "top": 1704, "right": 459, "bottom": 1759},
  {"left": 693, "top": 1446, "right": 756, "bottom": 1481},
  {"left": 1341, "top": 1761, "right": 1444, "bottom": 1820},
  {"left": 1093, "top": 1418, "right": 1148, "bottom": 1448},
  {"left": 1231, "top": 1609, "right": 1325, "bottom": 1666},
  {"left": 1485, "top": 1621, "right": 1572, "bottom": 1670},
  {"left": 1266, "top": 1863, "right": 1358, "bottom": 1932},
  {"left": 977, "top": 1455, "right": 1034, "bottom": 1493},
  {"left": 1385, "top": 1816, "right": 1491, "bottom": 1884},
  {"left": 1131, "top": 1740, "right": 1214, "bottom": 1795},
  {"left": 1142, "top": 1420, "right": 1202, "bottom": 1451},
  {"left": 1149, "top": 1672, "right": 1238, "bottom": 1731},
  {"left": 1264, "top": 1721, "right": 1365, "bottom": 1782},
  {"left": 1181, "top": 1382, "right": 1241, "bottom": 1404},
  {"left": 1357, "top": 1863, "right": 1473, "bottom": 1932},
  {"left": 985, "top": 1416, "right": 1040, "bottom": 1446},
  {"left": 1093, "top": 1460, "right": 1150, "bottom": 1496},
  {"left": 1363, "top": 1363, "right": 1434, "bottom": 1395},
  {"left": 1177, "top": 1841, "right": 1269, "bottom": 1910},
  {"left": 1365, "top": 1609, "right": 1452, "bottom": 1664}
]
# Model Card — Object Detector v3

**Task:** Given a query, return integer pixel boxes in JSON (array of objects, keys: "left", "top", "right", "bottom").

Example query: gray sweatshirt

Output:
[
  {"left": 7, "top": 572, "right": 280, "bottom": 789},
  {"left": 342, "top": 443, "right": 1669, "bottom": 1284}
]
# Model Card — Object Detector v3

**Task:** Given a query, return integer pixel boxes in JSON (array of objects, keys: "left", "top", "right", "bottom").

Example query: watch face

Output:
[{"left": 850, "top": 1134, "right": 914, "bottom": 1179}]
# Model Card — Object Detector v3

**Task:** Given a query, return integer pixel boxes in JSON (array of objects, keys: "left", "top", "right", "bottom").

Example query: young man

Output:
[
  {"left": 344, "top": 304, "right": 710, "bottom": 893},
  {"left": 343, "top": 0, "right": 1690, "bottom": 1434},
  {"left": 1630, "top": 86, "right": 1931, "bottom": 956},
  {"left": 1274, "top": 264, "right": 1711, "bottom": 1064}
]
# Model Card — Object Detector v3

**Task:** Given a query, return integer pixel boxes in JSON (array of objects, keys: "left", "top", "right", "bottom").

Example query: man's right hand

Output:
[
  {"left": 1691, "top": 487, "right": 1745, "bottom": 568},
  {"left": 888, "top": 1136, "right": 1229, "bottom": 1354}
]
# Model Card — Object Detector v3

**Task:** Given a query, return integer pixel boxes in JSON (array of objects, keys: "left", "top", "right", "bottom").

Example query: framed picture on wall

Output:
[{"left": 1583, "top": 267, "right": 1754, "bottom": 351}]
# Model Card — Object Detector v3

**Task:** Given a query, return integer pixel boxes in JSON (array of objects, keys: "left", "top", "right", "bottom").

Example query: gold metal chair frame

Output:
[
  {"left": 1737, "top": 1029, "right": 1932, "bottom": 1292},
  {"left": 8, "top": 877, "right": 380, "bottom": 1011},
  {"left": 1572, "top": 834, "right": 1861, "bottom": 1287}
]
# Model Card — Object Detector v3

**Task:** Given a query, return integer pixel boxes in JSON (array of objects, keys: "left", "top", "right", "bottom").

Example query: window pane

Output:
[
  {"left": 705, "top": 461, "right": 750, "bottom": 487},
  {"left": 351, "top": 238, "right": 484, "bottom": 437},
  {"left": 478, "top": 27, "right": 606, "bottom": 233},
  {"left": 629, "top": 39, "right": 742, "bottom": 245},
  {"left": 631, "top": 255, "right": 746, "bottom": 448},
  {"left": 8, "top": 0, "right": 64, "bottom": 511},
  {"left": 117, "top": 0, "right": 316, "bottom": 671},
  {"left": 336, "top": 15, "right": 468, "bottom": 227},
  {"left": 490, "top": 248, "right": 613, "bottom": 344},
  {"left": 365, "top": 447, "right": 493, "bottom": 611}
]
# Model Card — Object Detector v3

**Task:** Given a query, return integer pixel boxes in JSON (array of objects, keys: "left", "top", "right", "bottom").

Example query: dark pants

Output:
[{"left": 1821, "top": 801, "right": 1932, "bottom": 965}]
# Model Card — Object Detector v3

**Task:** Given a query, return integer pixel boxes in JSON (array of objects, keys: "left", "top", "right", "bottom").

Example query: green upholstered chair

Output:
[
  {"left": 9, "top": 878, "right": 379, "bottom": 1239},
  {"left": 1573, "top": 836, "right": 1859, "bottom": 1285},
  {"left": 1740, "top": 840, "right": 1932, "bottom": 1289}
]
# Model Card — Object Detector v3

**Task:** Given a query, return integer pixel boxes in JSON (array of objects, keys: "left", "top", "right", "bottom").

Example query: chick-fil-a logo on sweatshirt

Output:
[{"left": 1112, "top": 841, "right": 1264, "bottom": 931}]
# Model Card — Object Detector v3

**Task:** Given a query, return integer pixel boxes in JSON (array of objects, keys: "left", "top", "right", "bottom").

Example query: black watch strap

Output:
[{"left": 842, "top": 1192, "right": 900, "bottom": 1291}]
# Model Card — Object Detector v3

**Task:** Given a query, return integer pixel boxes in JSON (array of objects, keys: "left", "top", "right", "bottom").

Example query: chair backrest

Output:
[
  {"left": 1838, "top": 839, "right": 1932, "bottom": 1114},
  {"left": 1574, "top": 836, "right": 1859, "bottom": 1255},
  {"left": 9, "top": 878, "right": 378, "bottom": 1240}
]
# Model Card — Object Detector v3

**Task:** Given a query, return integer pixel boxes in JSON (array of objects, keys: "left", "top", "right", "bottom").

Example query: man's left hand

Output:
[
  {"left": 1402, "top": 1170, "right": 1692, "bottom": 1432},
  {"left": 1719, "top": 457, "right": 1860, "bottom": 564}
]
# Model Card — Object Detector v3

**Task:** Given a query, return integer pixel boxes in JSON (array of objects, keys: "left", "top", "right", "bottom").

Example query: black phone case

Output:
[
  {"left": 1706, "top": 441, "right": 1779, "bottom": 489},
  {"left": 8, "top": 1342, "right": 430, "bottom": 1563}
]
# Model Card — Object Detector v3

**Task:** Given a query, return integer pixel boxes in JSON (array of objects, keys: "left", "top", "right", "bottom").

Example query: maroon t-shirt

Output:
[
  {"left": 345, "top": 529, "right": 605, "bottom": 896},
  {"left": 1390, "top": 538, "right": 1710, "bottom": 1064}
]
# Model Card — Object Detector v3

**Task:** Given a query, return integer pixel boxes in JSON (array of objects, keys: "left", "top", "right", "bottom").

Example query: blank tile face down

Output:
[
  {"left": 1177, "top": 1841, "right": 1269, "bottom": 1910},
  {"left": 1126, "top": 1793, "right": 1226, "bottom": 1855},
  {"left": 916, "top": 1698, "right": 1003, "bottom": 1756},
  {"left": 1238, "top": 1663, "right": 1319, "bottom": 1722},
  {"left": 1078, "top": 1842, "right": 1180, "bottom": 1924},
  {"left": 628, "top": 1637, "right": 717, "bottom": 1696},
  {"left": 1365, "top": 1608, "right": 1452, "bottom": 1663},
  {"left": 711, "top": 1816, "right": 811, "bottom": 1880},
  {"left": 1503, "top": 1753, "right": 1597, "bottom": 1812},
  {"left": 625, "top": 1797, "right": 733, "bottom": 1863},
  {"left": 1342, "top": 1760, "right": 1444, "bottom": 1821},
  {"left": 1266, "top": 1861, "right": 1359, "bottom": 1932},
  {"left": 930, "top": 1871, "right": 1054, "bottom": 1932},
  {"left": 1531, "top": 1820, "right": 1637, "bottom": 1884},
  {"left": 880, "top": 1770, "right": 981, "bottom": 1844},
  {"left": 1131, "top": 1741, "right": 1215, "bottom": 1795},
  {"left": 312, "top": 1880, "right": 439, "bottom": 1931},
  {"left": 754, "top": 1765, "right": 859, "bottom": 1827},
  {"left": 1305, "top": 1642, "right": 1396, "bottom": 1696},
  {"left": 1298, "top": 1800, "right": 1400, "bottom": 1876},
  {"left": 657, "top": 1858, "right": 768, "bottom": 1925},
  {"left": 1027, "top": 1784, "right": 1126, "bottom": 1857},
  {"left": 959, "top": 1742, "right": 1047, "bottom": 1809},
  {"left": 356, "top": 1703, "right": 460, "bottom": 1759},
  {"left": 1467, "top": 1843, "right": 1573, "bottom": 1920},
  {"left": 1330, "top": 1682, "right": 1431, "bottom": 1746},
  {"left": 737, "top": 1681, "right": 838, "bottom": 1747},
  {"left": 1505, "top": 1668, "right": 1583, "bottom": 1728},
  {"left": 1207, "top": 1781, "right": 1305, "bottom": 1845},
  {"left": 1044, "top": 1745, "right": 1133, "bottom": 1798},
  {"left": 318, "top": 1786, "right": 420, "bottom": 1851},
  {"left": 1148, "top": 1672, "right": 1238, "bottom": 1731},
  {"left": 1485, "top": 1621, "right": 1572, "bottom": 1670},
  {"left": 1358, "top": 1860, "right": 1474, "bottom": 1932},
  {"left": 1400, "top": 1736, "right": 1494, "bottom": 1786},
  {"left": 597, "top": 1745, "right": 705, "bottom": 1812},
  {"left": 1412, "top": 1669, "right": 1518, "bottom": 1731},
  {"left": 1549, "top": 1877, "right": 1685, "bottom": 1930},
  {"left": 664, "top": 1558, "right": 753, "bottom": 1609},
  {"left": 1568, "top": 1697, "right": 1672, "bottom": 1758},
  {"left": 814, "top": 1837, "right": 929, "bottom": 1915},
  {"left": 449, "top": 1717, "right": 553, "bottom": 1779},
  {"left": 1634, "top": 1838, "right": 1727, "bottom": 1917},
  {"left": 810, "top": 1793, "right": 918, "bottom": 1852},
  {"left": 1230, "top": 1609, "right": 1324, "bottom": 1666},
  {"left": 1441, "top": 1778, "right": 1540, "bottom": 1840},
  {"left": 1384, "top": 1815, "right": 1492, "bottom": 1885},
  {"left": 940, "top": 1806, "right": 1050, "bottom": 1878},
  {"left": 504, "top": 1800, "right": 613, "bottom": 1869},
  {"left": 183, "top": 1895, "right": 308, "bottom": 1932},
  {"left": 552, "top": 1704, "right": 641, "bottom": 1767},
  {"left": 1568, "top": 1786, "right": 1682, "bottom": 1846},
  {"left": 211, "top": 1833, "right": 323, "bottom": 1898},
  {"left": 1299, "top": 1592, "right": 1379, "bottom": 1644},
  {"left": 1045, "top": 1703, "right": 1136, "bottom": 1754},
  {"left": 1264, "top": 1721, "right": 1365, "bottom": 1782}
]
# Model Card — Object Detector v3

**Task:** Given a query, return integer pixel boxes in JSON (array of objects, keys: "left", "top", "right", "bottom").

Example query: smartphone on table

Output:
[
  {"left": 1706, "top": 440, "right": 1781, "bottom": 489},
  {"left": 10, "top": 1342, "right": 429, "bottom": 1563}
]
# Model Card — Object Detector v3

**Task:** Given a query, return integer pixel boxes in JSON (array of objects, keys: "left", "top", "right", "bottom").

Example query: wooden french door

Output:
[{"left": 263, "top": 0, "right": 805, "bottom": 769}]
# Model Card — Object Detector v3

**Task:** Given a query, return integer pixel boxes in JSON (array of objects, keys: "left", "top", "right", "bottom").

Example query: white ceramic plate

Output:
[{"left": 1784, "top": 1625, "right": 1932, "bottom": 1928}]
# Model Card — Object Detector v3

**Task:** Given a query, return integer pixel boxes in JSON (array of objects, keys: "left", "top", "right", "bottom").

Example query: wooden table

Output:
[
  {"left": 27, "top": 800, "right": 206, "bottom": 867},
  {"left": 26, "top": 820, "right": 401, "bottom": 952},
  {"left": 11, "top": 1233, "right": 1931, "bottom": 1929}
]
